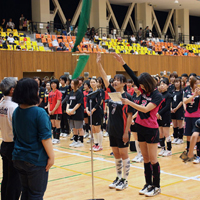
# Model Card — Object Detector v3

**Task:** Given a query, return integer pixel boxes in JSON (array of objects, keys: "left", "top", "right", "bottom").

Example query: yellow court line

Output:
[
  {"left": 53, "top": 165, "right": 185, "bottom": 200},
  {"left": 55, "top": 155, "right": 74, "bottom": 160},
  {"left": 162, "top": 180, "right": 184, "bottom": 188}
]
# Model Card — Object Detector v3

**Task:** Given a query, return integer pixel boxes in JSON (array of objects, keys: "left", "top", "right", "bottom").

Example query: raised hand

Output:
[
  {"left": 96, "top": 52, "right": 101, "bottom": 64},
  {"left": 112, "top": 52, "right": 126, "bottom": 65}
]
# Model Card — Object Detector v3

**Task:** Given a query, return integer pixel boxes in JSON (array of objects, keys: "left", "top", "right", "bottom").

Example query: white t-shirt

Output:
[
  {"left": 94, "top": 35, "right": 99, "bottom": 40},
  {"left": 52, "top": 40, "right": 59, "bottom": 47},
  {"left": 130, "top": 36, "right": 136, "bottom": 42},
  {"left": 7, "top": 37, "right": 15, "bottom": 43},
  {"left": 102, "top": 36, "right": 107, "bottom": 40},
  {"left": 0, "top": 96, "right": 18, "bottom": 142}
]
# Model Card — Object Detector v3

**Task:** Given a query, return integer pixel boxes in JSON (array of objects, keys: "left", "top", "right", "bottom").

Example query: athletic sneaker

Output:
[
  {"left": 109, "top": 177, "right": 120, "bottom": 189},
  {"left": 70, "top": 136, "right": 74, "bottom": 141},
  {"left": 93, "top": 145, "right": 102, "bottom": 152},
  {"left": 84, "top": 132, "right": 89, "bottom": 138},
  {"left": 139, "top": 184, "right": 152, "bottom": 195},
  {"left": 103, "top": 132, "right": 109, "bottom": 137},
  {"left": 74, "top": 141, "right": 84, "bottom": 148},
  {"left": 69, "top": 141, "right": 78, "bottom": 147},
  {"left": 176, "top": 139, "right": 183, "bottom": 144},
  {"left": 115, "top": 178, "right": 128, "bottom": 191},
  {"left": 88, "top": 134, "right": 91, "bottom": 139},
  {"left": 52, "top": 139, "right": 60, "bottom": 145},
  {"left": 162, "top": 150, "right": 172, "bottom": 157},
  {"left": 60, "top": 133, "right": 64, "bottom": 137},
  {"left": 145, "top": 186, "right": 161, "bottom": 197},
  {"left": 89, "top": 145, "right": 96, "bottom": 151},
  {"left": 157, "top": 143, "right": 161, "bottom": 148},
  {"left": 172, "top": 138, "right": 178, "bottom": 144},
  {"left": 158, "top": 148, "right": 165, "bottom": 156},
  {"left": 62, "top": 133, "right": 68, "bottom": 137},
  {"left": 136, "top": 155, "right": 143, "bottom": 163},
  {"left": 87, "top": 138, "right": 91, "bottom": 143},
  {"left": 193, "top": 156, "right": 200, "bottom": 164},
  {"left": 132, "top": 154, "right": 140, "bottom": 162}
]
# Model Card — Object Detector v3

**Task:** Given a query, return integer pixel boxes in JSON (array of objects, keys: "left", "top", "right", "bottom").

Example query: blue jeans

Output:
[{"left": 13, "top": 160, "right": 48, "bottom": 200}]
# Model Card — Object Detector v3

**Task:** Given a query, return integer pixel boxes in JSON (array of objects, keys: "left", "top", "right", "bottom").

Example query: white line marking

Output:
[{"left": 53, "top": 148, "right": 200, "bottom": 181}]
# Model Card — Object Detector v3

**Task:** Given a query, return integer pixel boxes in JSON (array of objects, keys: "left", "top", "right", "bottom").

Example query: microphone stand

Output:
[{"left": 88, "top": 99, "right": 104, "bottom": 200}]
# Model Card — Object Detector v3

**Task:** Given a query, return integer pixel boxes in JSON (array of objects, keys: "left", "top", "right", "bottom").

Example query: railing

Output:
[
  {"left": 178, "top": 34, "right": 200, "bottom": 44},
  {"left": 29, "top": 21, "right": 76, "bottom": 35}
]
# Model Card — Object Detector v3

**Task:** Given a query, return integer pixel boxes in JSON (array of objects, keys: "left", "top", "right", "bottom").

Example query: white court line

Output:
[{"left": 53, "top": 148, "right": 200, "bottom": 181}]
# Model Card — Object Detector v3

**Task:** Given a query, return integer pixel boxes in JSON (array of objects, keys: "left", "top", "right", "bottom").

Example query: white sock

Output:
[
  {"left": 122, "top": 158, "right": 130, "bottom": 180},
  {"left": 115, "top": 158, "right": 123, "bottom": 179},
  {"left": 93, "top": 133, "right": 98, "bottom": 145},
  {"left": 135, "top": 140, "right": 141, "bottom": 156},
  {"left": 98, "top": 131, "right": 103, "bottom": 147}
]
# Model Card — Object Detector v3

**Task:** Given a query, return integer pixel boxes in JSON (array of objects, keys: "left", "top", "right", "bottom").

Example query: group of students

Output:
[{"left": 1, "top": 53, "right": 200, "bottom": 199}]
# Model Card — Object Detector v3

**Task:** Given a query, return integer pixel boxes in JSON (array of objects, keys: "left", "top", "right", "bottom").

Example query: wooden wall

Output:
[{"left": 0, "top": 50, "right": 200, "bottom": 80}]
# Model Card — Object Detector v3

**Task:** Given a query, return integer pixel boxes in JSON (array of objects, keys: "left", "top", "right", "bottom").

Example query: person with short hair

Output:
[
  {"left": 48, "top": 79, "right": 62, "bottom": 144},
  {"left": 67, "top": 79, "right": 84, "bottom": 148},
  {"left": 12, "top": 78, "right": 54, "bottom": 200},
  {"left": 0, "top": 77, "right": 21, "bottom": 200},
  {"left": 6, "top": 18, "right": 15, "bottom": 30}
]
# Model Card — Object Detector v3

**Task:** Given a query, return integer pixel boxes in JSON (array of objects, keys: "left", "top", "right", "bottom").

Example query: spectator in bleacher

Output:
[
  {"left": 66, "top": 19, "right": 71, "bottom": 33},
  {"left": 46, "top": 22, "right": 50, "bottom": 34},
  {"left": 74, "top": 26, "right": 78, "bottom": 36},
  {"left": 23, "top": 18, "right": 28, "bottom": 31},
  {"left": 1, "top": 19, "right": 6, "bottom": 31},
  {"left": 102, "top": 33, "right": 107, "bottom": 41},
  {"left": 138, "top": 27, "right": 143, "bottom": 40},
  {"left": 19, "top": 14, "right": 25, "bottom": 30},
  {"left": 145, "top": 26, "right": 150, "bottom": 38},
  {"left": 90, "top": 27, "right": 95, "bottom": 40},
  {"left": 7, "top": 33, "right": 16, "bottom": 45},
  {"left": 86, "top": 28, "right": 90, "bottom": 38},
  {"left": 94, "top": 33, "right": 100, "bottom": 44},
  {"left": 130, "top": 34, "right": 136, "bottom": 44},
  {"left": 6, "top": 18, "right": 15, "bottom": 30},
  {"left": 52, "top": 39, "right": 59, "bottom": 51}
]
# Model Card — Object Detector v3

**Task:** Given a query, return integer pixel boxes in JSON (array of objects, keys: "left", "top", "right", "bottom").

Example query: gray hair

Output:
[{"left": 0, "top": 77, "right": 17, "bottom": 95}]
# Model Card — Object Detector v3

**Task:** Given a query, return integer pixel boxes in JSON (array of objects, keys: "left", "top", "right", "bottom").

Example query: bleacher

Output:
[{"left": 0, "top": 28, "right": 48, "bottom": 52}]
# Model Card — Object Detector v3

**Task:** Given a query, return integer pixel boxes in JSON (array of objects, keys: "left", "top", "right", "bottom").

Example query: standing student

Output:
[
  {"left": 83, "top": 80, "right": 91, "bottom": 140},
  {"left": 86, "top": 78, "right": 103, "bottom": 151},
  {"left": 97, "top": 53, "right": 133, "bottom": 191},
  {"left": 67, "top": 79, "right": 84, "bottom": 148},
  {"left": 0, "top": 78, "right": 21, "bottom": 200},
  {"left": 127, "top": 79, "right": 134, "bottom": 96},
  {"left": 44, "top": 82, "right": 51, "bottom": 113},
  {"left": 168, "top": 73, "right": 178, "bottom": 94},
  {"left": 131, "top": 84, "right": 143, "bottom": 163},
  {"left": 171, "top": 78, "right": 184, "bottom": 144},
  {"left": 113, "top": 53, "right": 163, "bottom": 197},
  {"left": 157, "top": 78, "right": 172, "bottom": 157},
  {"left": 12, "top": 78, "right": 54, "bottom": 200},
  {"left": 183, "top": 77, "right": 200, "bottom": 158},
  {"left": 48, "top": 79, "right": 62, "bottom": 144},
  {"left": 59, "top": 75, "right": 70, "bottom": 136}
]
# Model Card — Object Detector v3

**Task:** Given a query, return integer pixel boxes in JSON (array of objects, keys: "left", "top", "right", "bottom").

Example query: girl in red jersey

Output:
[
  {"left": 83, "top": 80, "right": 91, "bottom": 140},
  {"left": 127, "top": 79, "right": 134, "bottom": 96},
  {"left": 48, "top": 79, "right": 62, "bottom": 144},
  {"left": 114, "top": 53, "right": 163, "bottom": 197}
]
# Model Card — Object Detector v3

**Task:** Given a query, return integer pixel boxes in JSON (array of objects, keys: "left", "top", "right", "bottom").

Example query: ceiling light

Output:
[{"left": 174, "top": 0, "right": 179, "bottom": 3}]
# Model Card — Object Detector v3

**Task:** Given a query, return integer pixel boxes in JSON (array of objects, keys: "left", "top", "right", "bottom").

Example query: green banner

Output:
[
  {"left": 72, "top": 0, "right": 92, "bottom": 52},
  {"left": 72, "top": 55, "right": 90, "bottom": 79}
]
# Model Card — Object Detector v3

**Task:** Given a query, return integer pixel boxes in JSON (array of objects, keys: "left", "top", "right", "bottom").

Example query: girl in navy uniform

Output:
[
  {"left": 168, "top": 73, "right": 178, "bottom": 94},
  {"left": 171, "top": 78, "right": 184, "bottom": 144},
  {"left": 97, "top": 53, "right": 134, "bottom": 191},
  {"left": 157, "top": 78, "right": 172, "bottom": 157},
  {"left": 86, "top": 78, "right": 103, "bottom": 151},
  {"left": 183, "top": 76, "right": 200, "bottom": 163},
  {"left": 114, "top": 53, "right": 163, "bottom": 197}
]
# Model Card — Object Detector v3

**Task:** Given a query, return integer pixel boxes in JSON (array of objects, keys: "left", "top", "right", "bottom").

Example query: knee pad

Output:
[
  {"left": 166, "top": 136, "right": 171, "bottom": 142},
  {"left": 195, "top": 119, "right": 200, "bottom": 129}
]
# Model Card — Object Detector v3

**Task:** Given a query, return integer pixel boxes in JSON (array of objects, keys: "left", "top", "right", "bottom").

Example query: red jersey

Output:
[
  {"left": 127, "top": 87, "right": 134, "bottom": 96},
  {"left": 103, "top": 91, "right": 110, "bottom": 110},
  {"left": 83, "top": 90, "right": 90, "bottom": 111},
  {"left": 48, "top": 89, "right": 62, "bottom": 114}
]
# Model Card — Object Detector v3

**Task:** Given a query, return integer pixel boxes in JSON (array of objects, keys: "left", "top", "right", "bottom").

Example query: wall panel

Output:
[{"left": 0, "top": 51, "right": 200, "bottom": 80}]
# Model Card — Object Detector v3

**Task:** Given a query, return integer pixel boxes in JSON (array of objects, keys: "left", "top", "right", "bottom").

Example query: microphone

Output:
[{"left": 87, "top": 89, "right": 100, "bottom": 97}]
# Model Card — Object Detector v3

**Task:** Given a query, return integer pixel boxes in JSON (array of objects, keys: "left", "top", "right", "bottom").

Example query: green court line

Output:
[
  {"left": 86, "top": 166, "right": 115, "bottom": 174},
  {"left": 58, "top": 146, "right": 88, "bottom": 153},
  {"left": 48, "top": 174, "right": 82, "bottom": 182}
]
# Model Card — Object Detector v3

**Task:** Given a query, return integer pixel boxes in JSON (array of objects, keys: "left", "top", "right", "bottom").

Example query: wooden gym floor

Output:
[{"left": 0, "top": 128, "right": 199, "bottom": 200}]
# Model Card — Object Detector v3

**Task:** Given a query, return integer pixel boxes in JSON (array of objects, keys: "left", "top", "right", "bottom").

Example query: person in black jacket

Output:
[
  {"left": 86, "top": 78, "right": 103, "bottom": 152},
  {"left": 157, "top": 78, "right": 172, "bottom": 157}
]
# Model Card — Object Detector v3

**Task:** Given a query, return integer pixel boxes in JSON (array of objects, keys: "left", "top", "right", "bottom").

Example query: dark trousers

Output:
[
  {"left": 13, "top": 160, "right": 48, "bottom": 200},
  {"left": 1, "top": 141, "right": 21, "bottom": 200},
  {"left": 61, "top": 112, "right": 69, "bottom": 133}
]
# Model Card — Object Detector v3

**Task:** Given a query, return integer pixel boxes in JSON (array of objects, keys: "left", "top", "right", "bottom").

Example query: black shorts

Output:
[
  {"left": 109, "top": 134, "right": 130, "bottom": 148},
  {"left": 157, "top": 119, "right": 171, "bottom": 127},
  {"left": 50, "top": 114, "right": 62, "bottom": 120},
  {"left": 184, "top": 117, "right": 199, "bottom": 136},
  {"left": 84, "top": 112, "right": 88, "bottom": 118},
  {"left": 171, "top": 108, "right": 184, "bottom": 120},
  {"left": 136, "top": 123, "right": 159, "bottom": 143},
  {"left": 192, "top": 126, "right": 200, "bottom": 134},
  {"left": 92, "top": 113, "right": 102, "bottom": 126},
  {"left": 131, "top": 124, "right": 137, "bottom": 132}
]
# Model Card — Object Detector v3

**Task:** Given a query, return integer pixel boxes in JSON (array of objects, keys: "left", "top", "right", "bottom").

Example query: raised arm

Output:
[
  {"left": 112, "top": 53, "right": 139, "bottom": 88},
  {"left": 96, "top": 53, "right": 109, "bottom": 88}
]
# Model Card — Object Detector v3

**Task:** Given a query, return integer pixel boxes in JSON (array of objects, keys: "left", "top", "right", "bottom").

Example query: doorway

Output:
[{"left": 23, "top": 72, "right": 55, "bottom": 80}]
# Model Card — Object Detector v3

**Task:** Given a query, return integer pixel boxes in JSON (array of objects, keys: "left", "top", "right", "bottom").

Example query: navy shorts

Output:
[
  {"left": 136, "top": 123, "right": 159, "bottom": 143},
  {"left": 171, "top": 108, "right": 184, "bottom": 120},
  {"left": 50, "top": 114, "right": 62, "bottom": 120},
  {"left": 109, "top": 134, "right": 130, "bottom": 148},
  {"left": 158, "top": 119, "right": 171, "bottom": 127},
  {"left": 184, "top": 117, "right": 199, "bottom": 136},
  {"left": 131, "top": 124, "right": 137, "bottom": 132}
]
